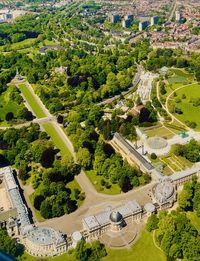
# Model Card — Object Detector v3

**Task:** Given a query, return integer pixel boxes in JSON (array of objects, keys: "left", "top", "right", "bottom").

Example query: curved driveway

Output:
[{"left": 37, "top": 171, "right": 155, "bottom": 234}]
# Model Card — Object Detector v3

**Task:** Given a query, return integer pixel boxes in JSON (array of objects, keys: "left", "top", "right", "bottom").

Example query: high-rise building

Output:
[
  {"left": 125, "top": 14, "right": 134, "bottom": 23},
  {"left": 122, "top": 19, "right": 132, "bottom": 28},
  {"left": 150, "top": 16, "right": 159, "bottom": 26},
  {"left": 139, "top": 21, "right": 148, "bottom": 31},
  {"left": 175, "top": 11, "right": 181, "bottom": 22},
  {"left": 109, "top": 14, "right": 121, "bottom": 23}
]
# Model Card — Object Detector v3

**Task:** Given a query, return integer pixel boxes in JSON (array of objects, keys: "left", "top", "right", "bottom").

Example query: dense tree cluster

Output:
[
  {"left": 156, "top": 211, "right": 200, "bottom": 260},
  {"left": 178, "top": 176, "right": 200, "bottom": 216},
  {"left": 34, "top": 160, "right": 80, "bottom": 219},
  {"left": 0, "top": 229, "right": 18, "bottom": 257},
  {"left": 174, "top": 139, "right": 200, "bottom": 163},
  {"left": 75, "top": 240, "right": 107, "bottom": 261},
  {"left": 0, "top": 124, "right": 82, "bottom": 219},
  {"left": 93, "top": 140, "right": 150, "bottom": 192}
]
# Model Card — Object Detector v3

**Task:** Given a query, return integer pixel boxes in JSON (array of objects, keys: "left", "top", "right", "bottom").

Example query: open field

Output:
[
  {"left": 42, "top": 122, "right": 72, "bottom": 158},
  {"left": 104, "top": 229, "right": 166, "bottom": 261},
  {"left": 168, "top": 83, "right": 200, "bottom": 130},
  {"left": 86, "top": 170, "right": 121, "bottom": 195},
  {"left": 18, "top": 83, "right": 46, "bottom": 118}
]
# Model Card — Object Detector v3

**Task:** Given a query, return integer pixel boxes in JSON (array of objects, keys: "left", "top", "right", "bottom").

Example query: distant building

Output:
[
  {"left": 150, "top": 16, "right": 159, "bottom": 26},
  {"left": 3, "top": 13, "right": 13, "bottom": 20},
  {"left": 175, "top": 11, "right": 181, "bottom": 22},
  {"left": 125, "top": 14, "right": 134, "bottom": 23},
  {"left": 122, "top": 19, "right": 131, "bottom": 28},
  {"left": 139, "top": 21, "right": 148, "bottom": 31},
  {"left": 109, "top": 14, "right": 121, "bottom": 23}
]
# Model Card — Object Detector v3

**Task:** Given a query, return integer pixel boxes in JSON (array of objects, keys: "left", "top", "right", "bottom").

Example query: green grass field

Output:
[
  {"left": 144, "top": 126, "right": 175, "bottom": 139},
  {"left": 168, "top": 68, "right": 194, "bottom": 85},
  {"left": 42, "top": 122, "right": 72, "bottom": 158},
  {"left": 18, "top": 83, "right": 46, "bottom": 118},
  {"left": 86, "top": 170, "right": 121, "bottom": 195},
  {"left": 19, "top": 251, "right": 77, "bottom": 261},
  {"left": 171, "top": 83, "right": 200, "bottom": 130},
  {"left": 104, "top": 230, "right": 166, "bottom": 261}
]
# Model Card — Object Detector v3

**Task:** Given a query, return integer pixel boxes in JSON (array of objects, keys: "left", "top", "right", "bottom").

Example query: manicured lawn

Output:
[
  {"left": 18, "top": 83, "right": 46, "bottom": 118},
  {"left": 144, "top": 126, "right": 175, "bottom": 139},
  {"left": 0, "top": 85, "right": 25, "bottom": 123},
  {"left": 42, "top": 122, "right": 72, "bottom": 158},
  {"left": 19, "top": 251, "right": 77, "bottom": 261},
  {"left": 171, "top": 83, "right": 200, "bottom": 130},
  {"left": 104, "top": 229, "right": 166, "bottom": 261},
  {"left": 187, "top": 211, "right": 200, "bottom": 233},
  {"left": 86, "top": 170, "right": 121, "bottom": 195}
]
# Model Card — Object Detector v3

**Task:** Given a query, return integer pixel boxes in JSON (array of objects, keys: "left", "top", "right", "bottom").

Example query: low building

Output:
[
  {"left": 23, "top": 226, "right": 67, "bottom": 257},
  {"left": 111, "top": 133, "right": 154, "bottom": 173}
]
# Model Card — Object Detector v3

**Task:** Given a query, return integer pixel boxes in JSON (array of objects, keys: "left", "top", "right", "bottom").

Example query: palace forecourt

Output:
[{"left": 0, "top": 132, "right": 199, "bottom": 257}]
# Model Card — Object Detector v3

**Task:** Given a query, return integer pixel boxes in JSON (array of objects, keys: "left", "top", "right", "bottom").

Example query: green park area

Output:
[
  {"left": 169, "top": 83, "right": 200, "bottom": 130},
  {"left": 0, "top": 84, "right": 25, "bottom": 125},
  {"left": 86, "top": 170, "right": 121, "bottom": 195},
  {"left": 42, "top": 122, "right": 72, "bottom": 158},
  {"left": 18, "top": 83, "right": 46, "bottom": 118},
  {"left": 18, "top": 83, "right": 72, "bottom": 158},
  {"left": 168, "top": 68, "right": 194, "bottom": 85}
]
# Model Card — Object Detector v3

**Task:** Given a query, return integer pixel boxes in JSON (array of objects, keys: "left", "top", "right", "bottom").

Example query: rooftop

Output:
[
  {"left": 83, "top": 200, "right": 142, "bottom": 230},
  {"left": 26, "top": 227, "right": 65, "bottom": 246},
  {"left": 114, "top": 133, "right": 154, "bottom": 171}
]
